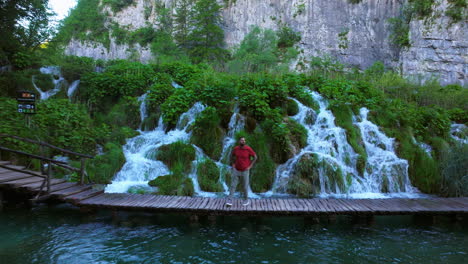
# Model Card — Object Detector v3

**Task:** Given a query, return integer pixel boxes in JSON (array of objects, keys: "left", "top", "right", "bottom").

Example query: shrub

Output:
[
  {"left": 440, "top": 144, "right": 468, "bottom": 197},
  {"left": 160, "top": 88, "right": 195, "bottom": 128},
  {"left": 156, "top": 141, "right": 195, "bottom": 173},
  {"left": 190, "top": 107, "right": 224, "bottom": 159},
  {"left": 86, "top": 142, "right": 125, "bottom": 184},
  {"left": 197, "top": 159, "right": 223, "bottom": 192}
]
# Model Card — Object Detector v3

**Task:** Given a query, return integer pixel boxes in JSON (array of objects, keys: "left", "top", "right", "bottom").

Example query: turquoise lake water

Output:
[{"left": 0, "top": 204, "right": 467, "bottom": 264}]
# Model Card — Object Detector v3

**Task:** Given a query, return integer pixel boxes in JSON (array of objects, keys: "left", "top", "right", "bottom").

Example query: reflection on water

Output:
[{"left": 0, "top": 204, "right": 467, "bottom": 264}]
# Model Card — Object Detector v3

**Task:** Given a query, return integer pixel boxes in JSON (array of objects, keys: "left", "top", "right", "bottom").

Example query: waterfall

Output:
[
  {"left": 450, "top": 124, "right": 468, "bottom": 144},
  {"left": 67, "top": 80, "right": 80, "bottom": 98},
  {"left": 354, "top": 108, "right": 418, "bottom": 197},
  {"left": 105, "top": 102, "right": 206, "bottom": 193},
  {"left": 32, "top": 67, "right": 64, "bottom": 100},
  {"left": 138, "top": 92, "right": 148, "bottom": 129},
  {"left": 269, "top": 92, "right": 359, "bottom": 196},
  {"left": 32, "top": 66, "right": 80, "bottom": 100}
]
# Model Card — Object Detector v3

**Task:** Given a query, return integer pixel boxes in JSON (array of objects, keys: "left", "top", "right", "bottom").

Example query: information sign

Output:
[{"left": 17, "top": 91, "right": 36, "bottom": 114}]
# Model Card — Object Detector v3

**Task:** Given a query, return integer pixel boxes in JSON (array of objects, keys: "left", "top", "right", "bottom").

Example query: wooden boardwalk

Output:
[{"left": 1, "top": 162, "right": 468, "bottom": 216}]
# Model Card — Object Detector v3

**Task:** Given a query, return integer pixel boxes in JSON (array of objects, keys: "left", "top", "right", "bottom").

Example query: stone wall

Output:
[{"left": 64, "top": 0, "right": 467, "bottom": 85}]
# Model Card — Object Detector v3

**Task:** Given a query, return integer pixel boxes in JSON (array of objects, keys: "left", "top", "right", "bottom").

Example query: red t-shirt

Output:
[{"left": 232, "top": 145, "right": 256, "bottom": 171}]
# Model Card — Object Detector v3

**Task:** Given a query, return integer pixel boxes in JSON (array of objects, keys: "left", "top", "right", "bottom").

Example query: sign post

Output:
[
  {"left": 17, "top": 91, "right": 37, "bottom": 114},
  {"left": 17, "top": 91, "right": 36, "bottom": 128}
]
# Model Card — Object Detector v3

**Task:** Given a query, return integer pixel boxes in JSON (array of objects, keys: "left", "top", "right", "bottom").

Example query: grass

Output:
[{"left": 197, "top": 159, "right": 223, "bottom": 192}]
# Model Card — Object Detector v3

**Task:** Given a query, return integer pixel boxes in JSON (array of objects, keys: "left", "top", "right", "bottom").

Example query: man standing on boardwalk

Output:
[{"left": 226, "top": 137, "right": 257, "bottom": 207}]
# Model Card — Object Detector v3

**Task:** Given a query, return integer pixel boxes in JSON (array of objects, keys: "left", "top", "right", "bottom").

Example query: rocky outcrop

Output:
[
  {"left": 65, "top": 0, "right": 467, "bottom": 85},
  {"left": 400, "top": 1, "right": 467, "bottom": 85}
]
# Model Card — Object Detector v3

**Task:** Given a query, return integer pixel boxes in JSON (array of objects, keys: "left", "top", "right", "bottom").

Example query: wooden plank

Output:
[
  {"left": 0, "top": 172, "right": 33, "bottom": 183},
  {"left": 21, "top": 179, "right": 67, "bottom": 190},
  {"left": 50, "top": 185, "right": 92, "bottom": 197},
  {"left": 65, "top": 189, "right": 104, "bottom": 203},
  {"left": 1, "top": 176, "right": 44, "bottom": 187}
]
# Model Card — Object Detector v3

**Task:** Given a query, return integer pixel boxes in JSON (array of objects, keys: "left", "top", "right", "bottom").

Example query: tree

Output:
[
  {"left": 173, "top": 0, "right": 193, "bottom": 50},
  {"left": 187, "top": 0, "right": 227, "bottom": 63},
  {"left": 0, "top": 0, "right": 52, "bottom": 67}
]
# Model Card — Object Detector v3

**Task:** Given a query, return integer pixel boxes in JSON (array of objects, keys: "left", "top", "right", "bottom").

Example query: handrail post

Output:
[
  {"left": 47, "top": 161, "right": 51, "bottom": 193},
  {"left": 40, "top": 145, "right": 45, "bottom": 174},
  {"left": 80, "top": 158, "right": 85, "bottom": 185}
]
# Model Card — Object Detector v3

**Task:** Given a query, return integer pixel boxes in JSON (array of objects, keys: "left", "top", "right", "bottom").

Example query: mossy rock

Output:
[
  {"left": 156, "top": 141, "right": 195, "bottom": 173},
  {"left": 247, "top": 130, "right": 277, "bottom": 192},
  {"left": 141, "top": 112, "right": 160, "bottom": 131},
  {"left": 190, "top": 107, "right": 225, "bottom": 160},
  {"left": 304, "top": 109, "right": 317, "bottom": 125},
  {"left": 288, "top": 153, "right": 321, "bottom": 197},
  {"left": 245, "top": 116, "right": 257, "bottom": 132},
  {"left": 197, "top": 159, "right": 223, "bottom": 192},
  {"left": 148, "top": 173, "right": 194, "bottom": 196},
  {"left": 286, "top": 99, "right": 299, "bottom": 116},
  {"left": 286, "top": 118, "right": 308, "bottom": 150}
]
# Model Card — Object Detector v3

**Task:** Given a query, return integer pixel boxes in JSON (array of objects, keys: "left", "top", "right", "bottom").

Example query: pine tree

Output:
[
  {"left": 173, "top": 0, "right": 193, "bottom": 50},
  {"left": 187, "top": 0, "right": 227, "bottom": 63}
]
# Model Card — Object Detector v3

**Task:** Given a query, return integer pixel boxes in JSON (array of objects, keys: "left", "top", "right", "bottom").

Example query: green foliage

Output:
[
  {"left": 330, "top": 104, "right": 367, "bottom": 175},
  {"left": 387, "top": 4, "right": 413, "bottom": 48},
  {"left": 446, "top": 0, "right": 468, "bottom": 22},
  {"left": 286, "top": 99, "right": 299, "bottom": 116},
  {"left": 243, "top": 130, "right": 276, "bottom": 192},
  {"left": 146, "top": 73, "right": 175, "bottom": 113},
  {"left": 288, "top": 153, "right": 321, "bottom": 197},
  {"left": 190, "top": 107, "right": 224, "bottom": 159},
  {"left": 261, "top": 113, "right": 294, "bottom": 164},
  {"left": 156, "top": 141, "right": 195, "bottom": 173},
  {"left": 0, "top": 0, "right": 51, "bottom": 66},
  {"left": 148, "top": 162, "right": 194, "bottom": 196},
  {"left": 79, "top": 61, "right": 155, "bottom": 112},
  {"left": 56, "top": 0, "right": 110, "bottom": 48},
  {"left": 154, "top": 62, "right": 205, "bottom": 86},
  {"left": 286, "top": 118, "right": 308, "bottom": 149},
  {"left": 409, "top": 0, "right": 435, "bottom": 18},
  {"left": 160, "top": 88, "right": 195, "bottom": 128},
  {"left": 59, "top": 56, "right": 95, "bottom": 81},
  {"left": 173, "top": 0, "right": 193, "bottom": 50},
  {"left": 187, "top": 71, "right": 236, "bottom": 109},
  {"left": 197, "top": 158, "right": 223, "bottom": 192},
  {"left": 440, "top": 144, "right": 468, "bottom": 197},
  {"left": 228, "top": 26, "right": 300, "bottom": 73},
  {"left": 187, "top": 0, "right": 228, "bottom": 63},
  {"left": 309, "top": 55, "right": 345, "bottom": 76},
  {"left": 103, "top": 0, "right": 135, "bottom": 13},
  {"left": 86, "top": 142, "right": 125, "bottom": 184},
  {"left": 318, "top": 78, "right": 383, "bottom": 108},
  {"left": 277, "top": 26, "right": 301, "bottom": 49}
]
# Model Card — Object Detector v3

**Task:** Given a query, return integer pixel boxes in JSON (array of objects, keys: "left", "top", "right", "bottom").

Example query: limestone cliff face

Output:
[{"left": 64, "top": 0, "right": 467, "bottom": 85}]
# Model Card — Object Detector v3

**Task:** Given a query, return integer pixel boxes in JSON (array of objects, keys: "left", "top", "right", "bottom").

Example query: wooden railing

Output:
[{"left": 0, "top": 134, "right": 93, "bottom": 198}]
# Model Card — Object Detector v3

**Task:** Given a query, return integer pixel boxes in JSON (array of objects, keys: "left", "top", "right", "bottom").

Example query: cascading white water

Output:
[
  {"left": 67, "top": 80, "right": 80, "bottom": 98},
  {"left": 107, "top": 90, "right": 424, "bottom": 198},
  {"left": 269, "top": 92, "right": 359, "bottom": 196},
  {"left": 450, "top": 124, "right": 468, "bottom": 144},
  {"left": 354, "top": 108, "right": 419, "bottom": 198},
  {"left": 105, "top": 102, "right": 206, "bottom": 193},
  {"left": 138, "top": 92, "right": 148, "bottom": 129},
  {"left": 32, "top": 66, "right": 80, "bottom": 100}
]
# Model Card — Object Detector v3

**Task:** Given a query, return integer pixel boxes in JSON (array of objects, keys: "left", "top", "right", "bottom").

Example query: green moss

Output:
[
  {"left": 330, "top": 104, "right": 367, "bottom": 175},
  {"left": 148, "top": 162, "right": 194, "bottom": 196},
  {"left": 156, "top": 141, "right": 195, "bottom": 173},
  {"left": 440, "top": 144, "right": 468, "bottom": 197},
  {"left": 446, "top": 0, "right": 467, "bottom": 22},
  {"left": 396, "top": 132, "right": 441, "bottom": 193},
  {"left": 244, "top": 130, "right": 276, "bottom": 192},
  {"left": 86, "top": 143, "right": 125, "bottom": 184},
  {"left": 190, "top": 107, "right": 224, "bottom": 160},
  {"left": 286, "top": 118, "right": 308, "bottom": 149},
  {"left": 286, "top": 98, "right": 299, "bottom": 116},
  {"left": 288, "top": 153, "right": 321, "bottom": 197},
  {"left": 197, "top": 159, "right": 223, "bottom": 192}
]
